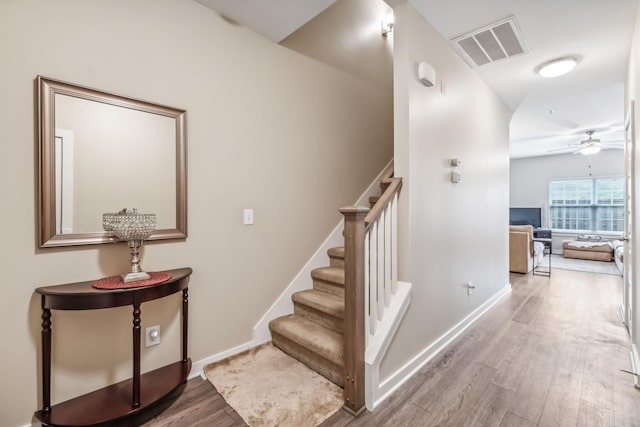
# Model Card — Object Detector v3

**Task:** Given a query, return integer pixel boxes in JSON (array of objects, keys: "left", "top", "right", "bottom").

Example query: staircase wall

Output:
[
  {"left": 252, "top": 161, "right": 393, "bottom": 345},
  {"left": 190, "top": 161, "right": 393, "bottom": 377},
  {"left": 380, "top": 2, "right": 512, "bottom": 400},
  {"left": 280, "top": 0, "right": 393, "bottom": 93}
]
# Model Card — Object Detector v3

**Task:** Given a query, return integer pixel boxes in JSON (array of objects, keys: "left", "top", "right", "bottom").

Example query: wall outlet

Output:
[
  {"left": 243, "top": 208, "right": 254, "bottom": 225},
  {"left": 145, "top": 325, "right": 160, "bottom": 347}
]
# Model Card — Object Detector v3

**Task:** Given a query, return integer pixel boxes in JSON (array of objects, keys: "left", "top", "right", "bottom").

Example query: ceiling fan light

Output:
[
  {"left": 536, "top": 57, "right": 578, "bottom": 78},
  {"left": 580, "top": 145, "right": 601, "bottom": 155}
]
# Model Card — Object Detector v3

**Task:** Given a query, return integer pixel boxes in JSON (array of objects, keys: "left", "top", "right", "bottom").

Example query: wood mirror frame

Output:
[{"left": 37, "top": 76, "right": 187, "bottom": 248}]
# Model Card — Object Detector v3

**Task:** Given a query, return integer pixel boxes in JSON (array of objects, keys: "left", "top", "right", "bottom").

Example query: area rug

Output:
[
  {"left": 204, "top": 343, "right": 343, "bottom": 427},
  {"left": 546, "top": 254, "right": 621, "bottom": 276}
]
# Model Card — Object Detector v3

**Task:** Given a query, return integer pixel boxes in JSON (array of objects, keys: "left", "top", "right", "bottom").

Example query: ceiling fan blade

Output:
[
  {"left": 546, "top": 145, "right": 580, "bottom": 153},
  {"left": 522, "top": 125, "right": 624, "bottom": 144},
  {"left": 518, "top": 134, "right": 579, "bottom": 144}
]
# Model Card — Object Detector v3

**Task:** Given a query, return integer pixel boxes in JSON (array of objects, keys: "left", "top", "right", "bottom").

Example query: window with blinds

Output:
[{"left": 549, "top": 177, "right": 624, "bottom": 232}]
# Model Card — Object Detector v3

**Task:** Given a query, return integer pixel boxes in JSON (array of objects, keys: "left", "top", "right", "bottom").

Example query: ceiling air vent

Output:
[{"left": 452, "top": 16, "right": 529, "bottom": 68}]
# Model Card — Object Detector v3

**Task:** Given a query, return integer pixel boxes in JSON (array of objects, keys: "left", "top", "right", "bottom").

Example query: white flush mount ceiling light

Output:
[{"left": 536, "top": 56, "right": 578, "bottom": 78}]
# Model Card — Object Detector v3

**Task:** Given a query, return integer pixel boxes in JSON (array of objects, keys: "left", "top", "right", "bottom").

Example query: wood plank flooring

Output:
[{"left": 144, "top": 269, "right": 639, "bottom": 426}]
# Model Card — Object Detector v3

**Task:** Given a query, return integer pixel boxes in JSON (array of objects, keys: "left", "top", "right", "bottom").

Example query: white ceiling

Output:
[
  {"left": 411, "top": 0, "right": 638, "bottom": 158},
  {"left": 196, "top": 0, "right": 638, "bottom": 158},
  {"left": 195, "top": 0, "right": 337, "bottom": 42}
]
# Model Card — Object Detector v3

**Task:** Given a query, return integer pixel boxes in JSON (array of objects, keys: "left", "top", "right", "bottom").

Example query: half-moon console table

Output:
[{"left": 34, "top": 267, "right": 193, "bottom": 426}]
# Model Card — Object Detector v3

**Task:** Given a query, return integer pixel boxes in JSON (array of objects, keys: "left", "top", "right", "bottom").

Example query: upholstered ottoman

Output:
[{"left": 562, "top": 240, "right": 613, "bottom": 262}]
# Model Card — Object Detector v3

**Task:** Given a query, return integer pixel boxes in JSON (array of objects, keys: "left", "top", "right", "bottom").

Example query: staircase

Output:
[
  {"left": 269, "top": 167, "right": 405, "bottom": 414},
  {"left": 269, "top": 248, "right": 347, "bottom": 387}
]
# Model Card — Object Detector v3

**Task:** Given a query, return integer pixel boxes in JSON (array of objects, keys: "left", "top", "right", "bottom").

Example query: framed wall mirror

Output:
[{"left": 37, "top": 76, "right": 187, "bottom": 247}]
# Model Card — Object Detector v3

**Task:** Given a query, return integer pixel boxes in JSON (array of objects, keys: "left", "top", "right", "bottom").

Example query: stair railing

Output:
[{"left": 340, "top": 172, "right": 402, "bottom": 415}]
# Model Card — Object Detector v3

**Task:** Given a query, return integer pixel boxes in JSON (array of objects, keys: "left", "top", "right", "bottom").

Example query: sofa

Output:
[
  {"left": 612, "top": 239, "right": 624, "bottom": 274},
  {"left": 562, "top": 240, "right": 613, "bottom": 262},
  {"left": 509, "top": 225, "right": 545, "bottom": 273}
]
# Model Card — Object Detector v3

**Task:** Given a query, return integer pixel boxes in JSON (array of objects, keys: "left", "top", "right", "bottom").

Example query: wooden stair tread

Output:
[
  {"left": 327, "top": 247, "right": 344, "bottom": 259},
  {"left": 293, "top": 290, "right": 344, "bottom": 319},
  {"left": 311, "top": 267, "right": 344, "bottom": 285},
  {"left": 327, "top": 247, "right": 345, "bottom": 269},
  {"left": 269, "top": 314, "right": 344, "bottom": 367}
]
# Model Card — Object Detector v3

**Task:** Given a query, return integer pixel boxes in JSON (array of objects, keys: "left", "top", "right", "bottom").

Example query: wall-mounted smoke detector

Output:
[{"left": 451, "top": 16, "right": 529, "bottom": 68}]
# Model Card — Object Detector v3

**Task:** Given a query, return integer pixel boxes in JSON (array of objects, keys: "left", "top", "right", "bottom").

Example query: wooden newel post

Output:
[{"left": 340, "top": 205, "right": 369, "bottom": 416}]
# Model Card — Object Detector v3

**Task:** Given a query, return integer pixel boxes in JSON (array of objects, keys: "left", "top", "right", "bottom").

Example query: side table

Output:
[
  {"left": 534, "top": 228, "right": 552, "bottom": 254},
  {"left": 533, "top": 238, "right": 551, "bottom": 276},
  {"left": 34, "top": 267, "right": 192, "bottom": 427}
]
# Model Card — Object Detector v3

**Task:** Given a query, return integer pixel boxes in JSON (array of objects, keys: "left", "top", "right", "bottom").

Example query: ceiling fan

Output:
[{"left": 546, "top": 130, "right": 624, "bottom": 155}]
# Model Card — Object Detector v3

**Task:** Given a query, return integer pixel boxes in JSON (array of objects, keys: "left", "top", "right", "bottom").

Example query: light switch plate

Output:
[{"left": 243, "top": 209, "right": 254, "bottom": 225}]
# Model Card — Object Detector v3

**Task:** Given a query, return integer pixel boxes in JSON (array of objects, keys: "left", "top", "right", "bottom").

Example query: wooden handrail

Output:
[
  {"left": 365, "top": 177, "right": 402, "bottom": 230},
  {"left": 340, "top": 171, "right": 402, "bottom": 415}
]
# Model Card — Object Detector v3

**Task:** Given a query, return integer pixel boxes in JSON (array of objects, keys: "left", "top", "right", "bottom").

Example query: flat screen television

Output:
[{"left": 509, "top": 207, "right": 541, "bottom": 228}]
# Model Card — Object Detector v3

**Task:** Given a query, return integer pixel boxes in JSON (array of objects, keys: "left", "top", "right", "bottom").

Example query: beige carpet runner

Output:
[{"left": 204, "top": 343, "right": 343, "bottom": 427}]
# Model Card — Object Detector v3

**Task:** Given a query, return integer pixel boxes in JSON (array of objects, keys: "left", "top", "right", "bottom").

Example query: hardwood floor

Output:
[
  {"left": 144, "top": 269, "right": 639, "bottom": 426},
  {"left": 140, "top": 378, "right": 245, "bottom": 426}
]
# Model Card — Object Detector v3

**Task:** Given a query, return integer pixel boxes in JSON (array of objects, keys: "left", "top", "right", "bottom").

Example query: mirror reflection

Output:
[{"left": 38, "top": 76, "right": 187, "bottom": 247}]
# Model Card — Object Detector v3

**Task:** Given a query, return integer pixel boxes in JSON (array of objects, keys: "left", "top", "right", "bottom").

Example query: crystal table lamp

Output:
[{"left": 103, "top": 208, "right": 156, "bottom": 282}]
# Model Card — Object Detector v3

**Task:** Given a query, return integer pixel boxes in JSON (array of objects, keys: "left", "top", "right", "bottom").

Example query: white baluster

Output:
[
  {"left": 384, "top": 204, "right": 392, "bottom": 307},
  {"left": 369, "top": 223, "right": 378, "bottom": 334},
  {"left": 377, "top": 212, "right": 385, "bottom": 321},
  {"left": 364, "top": 230, "right": 371, "bottom": 341},
  {"left": 391, "top": 193, "right": 398, "bottom": 294}
]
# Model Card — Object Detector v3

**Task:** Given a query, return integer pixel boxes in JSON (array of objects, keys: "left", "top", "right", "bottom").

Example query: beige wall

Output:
[
  {"left": 626, "top": 3, "right": 640, "bottom": 358},
  {"left": 381, "top": 3, "right": 511, "bottom": 379},
  {"left": 0, "top": 0, "right": 392, "bottom": 425},
  {"left": 281, "top": 0, "right": 393, "bottom": 93}
]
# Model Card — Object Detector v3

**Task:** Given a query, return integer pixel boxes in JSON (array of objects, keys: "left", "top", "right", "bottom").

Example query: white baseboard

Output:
[
  {"left": 189, "top": 340, "right": 255, "bottom": 380},
  {"left": 370, "top": 283, "right": 512, "bottom": 409},
  {"left": 251, "top": 159, "right": 394, "bottom": 345},
  {"left": 631, "top": 344, "right": 640, "bottom": 389}
]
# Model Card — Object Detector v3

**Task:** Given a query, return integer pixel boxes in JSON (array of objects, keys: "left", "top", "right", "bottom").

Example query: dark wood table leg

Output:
[
  {"left": 182, "top": 288, "right": 188, "bottom": 364},
  {"left": 132, "top": 301, "right": 141, "bottom": 409},
  {"left": 41, "top": 298, "right": 52, "bottom": 413}
]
